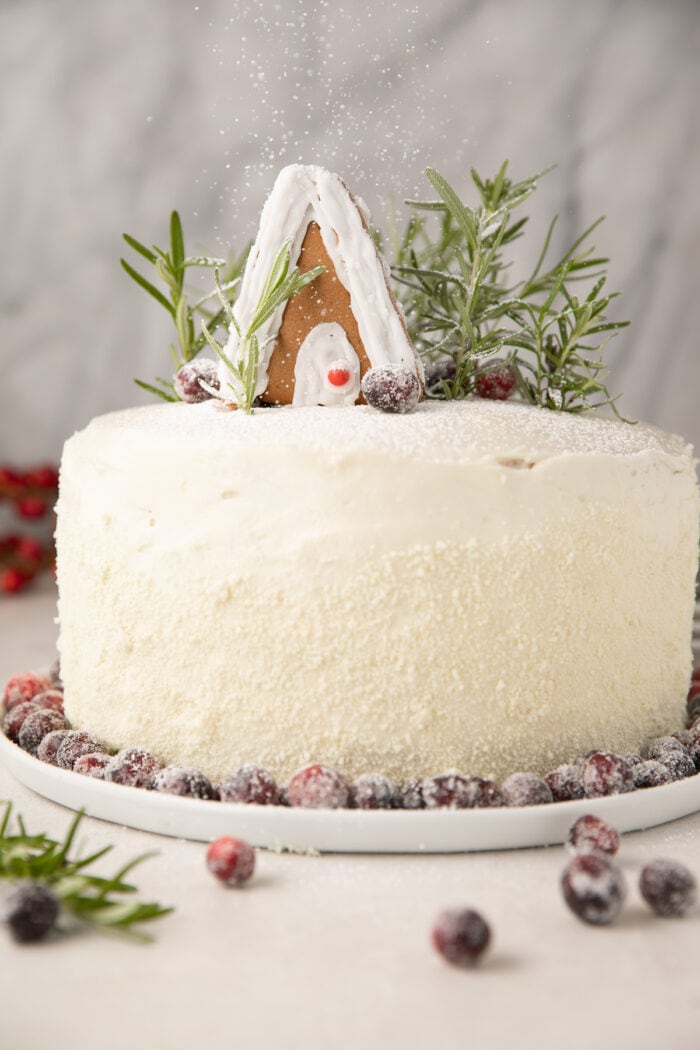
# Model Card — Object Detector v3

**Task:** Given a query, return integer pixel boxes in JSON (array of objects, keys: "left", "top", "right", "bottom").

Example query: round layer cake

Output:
[{"left": 55, "top": 399, "right": 699, "bottom": 784}]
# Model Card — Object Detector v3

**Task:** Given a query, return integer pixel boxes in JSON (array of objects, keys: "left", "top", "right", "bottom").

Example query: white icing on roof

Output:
[{"left": 218, "top": 164, "right": 420, "bottom": 399}]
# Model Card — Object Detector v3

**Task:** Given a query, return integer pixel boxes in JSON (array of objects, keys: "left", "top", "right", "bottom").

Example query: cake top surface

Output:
[{"left": 74, "top": 399, "right": 693, "bottom": 467}]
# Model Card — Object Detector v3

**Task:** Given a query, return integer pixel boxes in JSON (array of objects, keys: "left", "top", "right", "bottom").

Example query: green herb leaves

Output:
[
  {"left": 392, "top": 162, "right": 629, "bottom": 415},
  {"left": 0, "top": 802, "right": 172, "bottom": 941},
  {"left": 122, "top": 212, "right": 249, "bottom": 402},
  {"left": 202, "top": 243, "right": 324, "bottom": 414}
]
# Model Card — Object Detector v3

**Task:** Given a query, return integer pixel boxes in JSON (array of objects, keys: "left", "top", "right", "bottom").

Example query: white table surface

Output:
[{"left": 2, "top": 581, "right": 700, "bottom": 1050}]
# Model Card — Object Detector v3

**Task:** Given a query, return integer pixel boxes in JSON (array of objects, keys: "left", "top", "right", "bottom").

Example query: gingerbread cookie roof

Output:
[{"left": 218, "top": 164, "right": 422, "bottom": 406}]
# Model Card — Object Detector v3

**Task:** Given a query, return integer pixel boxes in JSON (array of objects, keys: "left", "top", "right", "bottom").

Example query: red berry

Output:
[
  {"left": 18, "top": 709, "right": 68, "bottom": 755},
  {"left": 350, "top": 773, "right": 397, "bottom": 810},
  {"left": 217, "top": 764, "right": 279, "bottom": 805},
  {"left": 327, "top": 366, "right": 351, "bottom": 387},
  {"left": 73, "top": 752, "right": 111, "bottom": 779},
  {"left": 56, "top": 731, "right": 106, "bottom": 770},
  {"left": 206, "top": 836, "right": 256, "bottom": 886},
  {"left": 474, "top": 361, "right": 516, "bottom": 400},
  {"left": 3, "top": 670, "right": 53, "bottom": 709},
  {"left": 582, "top": 752, "right": 635, "bottom": 797},
  {"left": 545, "top": 763, "right": 585, "bottom": 801},
  {"left": 31, "top": 689, "right": 64, "bottom": 713},
  {"left": 502, "top": 772, "right": 553, "bottom": 807},
  {"left": 104, "top": 747, "right": 161, "bottom": 788},
  {"left": 431, "top": 908, "right": 491, "bottom": 968},
  {"left": 0, "top": 466, "right": 25, "bottom": 491},
  {"left": 23, "top": 465, "right": 59, "bottom": 490},
  {"left": 567, "top": 814, "right": 620, "bottom": 856},
  {"left": 174, "top": 360, "right": 220, "bottom": 403},
  {"left": 361, "top": 364, "right": 421, "bottom": 414},
  {"left": 287, "top": 763, "right": 350, "bottom": 809},
  {"left": 639, "top": 859, "right": 697, "bottom": 917},
  {"left": 14, "top": 497, "right": 48, "bottom": 520},
  {"left": 3, "top": 701, "right": 44, "bottom": 742},
  {"left": 153, "top": 766, "right": 217, "bottom": 799},
  {"left": 561, "top": 854, "right": 626, "bottom": 925},
  {"left": 0, "top": 567, "right": 32, "bottom": 594},
  {"left": 15, "top": 536, "right": 43, "bottom": 565},
  {"left": 36, "top": 729, "right": 72, "bottom": 765}
]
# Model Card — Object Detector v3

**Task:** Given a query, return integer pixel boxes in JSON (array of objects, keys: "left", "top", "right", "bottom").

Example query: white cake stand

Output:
[{"left": 2, "top": 731, "right": 700, "bottom": 853}]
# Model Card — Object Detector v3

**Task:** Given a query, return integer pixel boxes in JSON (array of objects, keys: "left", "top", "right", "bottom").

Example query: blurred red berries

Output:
[{"left": 0, "top": 461, "right": 58, "bottom": 595}]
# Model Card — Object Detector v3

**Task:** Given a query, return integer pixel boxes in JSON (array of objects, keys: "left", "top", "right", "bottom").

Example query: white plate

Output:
[{"left": 2, "top": 732, "right": 700, "bottom": 853}]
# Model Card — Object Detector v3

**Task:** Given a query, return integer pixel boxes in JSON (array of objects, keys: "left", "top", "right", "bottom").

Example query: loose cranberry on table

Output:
[
  {"left": 561, "top": 853, "right": 627, "bottom": 925},
  {"left": 3, "top": 670, "right": 53, "bottom": 710},
  {"left": 581, "top": 752, "right": 635, "bottom": 797},
  {"left": 206, "top": 836, "right": 256, "bottom": 887},
  {"left": 567, "top": 814, "right": 620, "bottom": 857},
  {"left": 153, "top": 766, "right": 217, "bottom": 800},
  {"left": 639, "top": 859, "right": 697, "bottom": 918},
  {"left": 431, "top": 908, "right": 491, "bottom": 968},
  {"left": 4, "top": 881, "right": 60, "bottom": 944},
  {"left": 217, "top": 764, "right": 280, "bottom": 805},
  {"left": 286, "top": 763, "right": 350, "bottom": 809},
  {"left": 104, "top": 748, "right": 161, "bottom": 788}
]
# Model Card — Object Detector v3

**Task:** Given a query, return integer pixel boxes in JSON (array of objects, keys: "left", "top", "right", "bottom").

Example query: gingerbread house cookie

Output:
[{"left": 219, "top": 164, "right": 422, "bottom": 406}]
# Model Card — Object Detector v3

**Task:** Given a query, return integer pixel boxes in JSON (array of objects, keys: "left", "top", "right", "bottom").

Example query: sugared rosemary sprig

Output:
[
  {"left": 391, "top": 162, "right": 629, "bottom": 414},
  {"left": 122, "top": 212, "right": 250, "bottom": 402},
  {"left": 202, "top": 243, "right": 324, "bottom": 414},
  {"left": 0, "top": 802, "right": 172, "bottom": 941}
]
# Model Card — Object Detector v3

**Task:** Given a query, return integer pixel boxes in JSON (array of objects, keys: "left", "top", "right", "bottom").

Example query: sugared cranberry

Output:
[
  {"left": 56, "top": 731, "right": 106, "bottom": 771},
  {"left": 424, "top": 359, "right": 457, "bottom": 392},
  {"left": 36, "top": 729, "right": 72, "bottom": 765},
  {"left": 545, "top": 763, "right": 585, "bottom": 801},
  {"left": 502, "top": 772, "right": 553, "bottom": 807},
  {"left": 633, "top": 759, "right": 673, "bottom": 789},
  {"left": 561, "top": 854, "right": 627, "bottom": 925},
  {"left": 104, "top": 747, "right": 161, "bottom": 788},
  {"left": 463, "top": 776, "right": 505, "bottom": 808},
  {"left": 567, "top": 814, "right": 620, "bottom": 856},
  {"left": 73, "top": 752, "right": 111, "bottom": 779},
  {"left": 3, "top": 670, "right": 53, "bottom": 710},
  {"left": 350, "top": 773, "right": 397, "bottom": 810},
  {"left": 206, "top": 836, "right": 256, "bottom": 887},
  {"left": 287, "top": 763, "right": 350, "bottom": 809},
  {"left": 4, "top": 882, "right": 60, "bottom": 943},
  {"left": 24, "top": 465, "right": 59, "bottom": 489},
  {"left": 582, "top": 752, "right": 635, "bottom": 797},
  {"left": 17, "top": 709, "right": 67, "bottom": 755},
  {"left": 153, "top": 766, "right": 217, "bottom": 800},
  {"left": 361, "top": 364, "right": 421, "bottom": 414},
  {"left": 474, "top": 360, "right": 516, "bottom": 400},
  {"left": 3, "top": 701, "right": 43, "bottom": 742},
  {"left": 31, "top": 690, "right": 64, "bottom": 714},
  {"left": 399, "top": 778, "right": 425, "bottom": 809},
  {"left": 217, "top": 764, "right": 280, "bottom": 805},
  {"left": 639, "top": 859, "right": 697, "bottom": 917},
  {"left": 0, "top": 567, "right": 32, "bottom": 594},
  {"left": 431, "top": 908, "right": 491, "bottom": 968},
  {"left": 174, "top": 359, "right": 220, "bottom": 403},
  {"left": 422, "top": 773, "right": 475, "bottom": 809},
  {"left": 14, "top": 536, "right": 43, "bottom": 565},
  {"left": 641, "top": 737, "right": 695, "bottom": 781}
]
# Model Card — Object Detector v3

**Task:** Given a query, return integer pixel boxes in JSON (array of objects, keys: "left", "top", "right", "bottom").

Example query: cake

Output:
[
  {"left": 53, "top": 163, "right": 700, "bottom": 789},
  {"left": 55, "top": 398, "right": 699, "bottom": 784}
]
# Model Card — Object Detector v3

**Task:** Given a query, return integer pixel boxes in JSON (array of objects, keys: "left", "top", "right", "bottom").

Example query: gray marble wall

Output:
[{"left": 1, "top": 0, "right": 699, "bottom": 463}]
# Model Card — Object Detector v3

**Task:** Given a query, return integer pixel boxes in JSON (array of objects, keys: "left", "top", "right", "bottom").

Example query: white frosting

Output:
[
  {"left": 55, "top": 400, "right": 699, "bottom": 783},
  {"left": 292, "top": 324, "right": 360, "bottom": 407},
  {"left": 219, "top": 164, "right": 420, "bottom": 402}
]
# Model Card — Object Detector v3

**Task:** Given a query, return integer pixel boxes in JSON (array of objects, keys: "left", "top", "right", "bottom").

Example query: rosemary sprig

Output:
[
  {"left": 202, "top": 242, "right": 325, "bottom": 414},
  {"left": 392, "top": 162, "right": 629, "bottom": 414},
  {"left": 0, "top": 802, "right": 172, "bottom": 941},
  {"left": 122, "top": 212, "right": 250, "bottom": 401}
]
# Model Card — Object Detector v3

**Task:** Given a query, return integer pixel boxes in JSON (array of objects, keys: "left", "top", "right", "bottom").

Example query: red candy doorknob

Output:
[{"left": 327, "top": 366, "right": 350, "bottom": 387}]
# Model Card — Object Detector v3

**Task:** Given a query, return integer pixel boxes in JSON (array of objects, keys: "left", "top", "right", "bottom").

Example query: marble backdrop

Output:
[{"left": 1, "top": 0, "right": 698, "bottom": 463}]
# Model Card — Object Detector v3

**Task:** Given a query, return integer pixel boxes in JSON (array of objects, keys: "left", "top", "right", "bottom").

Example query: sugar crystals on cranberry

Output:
[
  {"left": 153, "top": 766, "right": 217, "bottom": 800},
  {"left": 217, "top": 764, "right": 280, "bottom": 805},
  {"left": 581, "top": 752, "right": 635, "bottom": 797},
  {"left": 73, "top": 752, "right": 111, "bottom": 779},
  {"left": 501, "top": 772, "right": 553, "bottom": 807},
  {"left": 561, "top": 853, "right": 627, "bottom": 925},
  {"left": 633, "top": 759, "right": 673, "bottom": 789},
  {"left": 286, "top": 763, "right": 350, "bottom": 809},
  {"left": 350, "top": 773, "right": 397, "bottom": 810},
  {"left": 56, "top": 731, "right": 106, "bottom": 771},
  {"left": 544, "top": 763, "right": 585, "bottom": 802},
  {"left": 361, "top": 364, "right": 421, "bottom": 414},
  {"left": 639, "top": 859, "right": 697, "bottom": 917},
  {"left": 422, "top": 773, "right": 475, "bottom": 809},
  {"left": 17, "top": 709, "right": 68, "bottom": 755},
  {"left": 206, "top": 836, "right": 256, "bottom": 887},
  {"left": 173, "top": 359, "right": 220, "bottom": 403},
  {"left": 3, "top": 670, "right": 53, "bottom": 710},
  {"left": 640, "top": 737, "right": 695, "bottom": 781},
  {"left": 399, "top": 778, "right": 425, "bottom": 809},
  {"left": 567, "top": 814, "right": 620, "bottom": 856},
  {"left": 104, "top": 747, "right": 161, "bottom": 789},
  {"left": 431, "top": 908, "right": 491, "bottom": 968},
  {"left": 474, "top": 359, "right": 516, "bottom": 401},
  {"left": 36, "top": 729, "right": 73, "bottom": 765}
]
